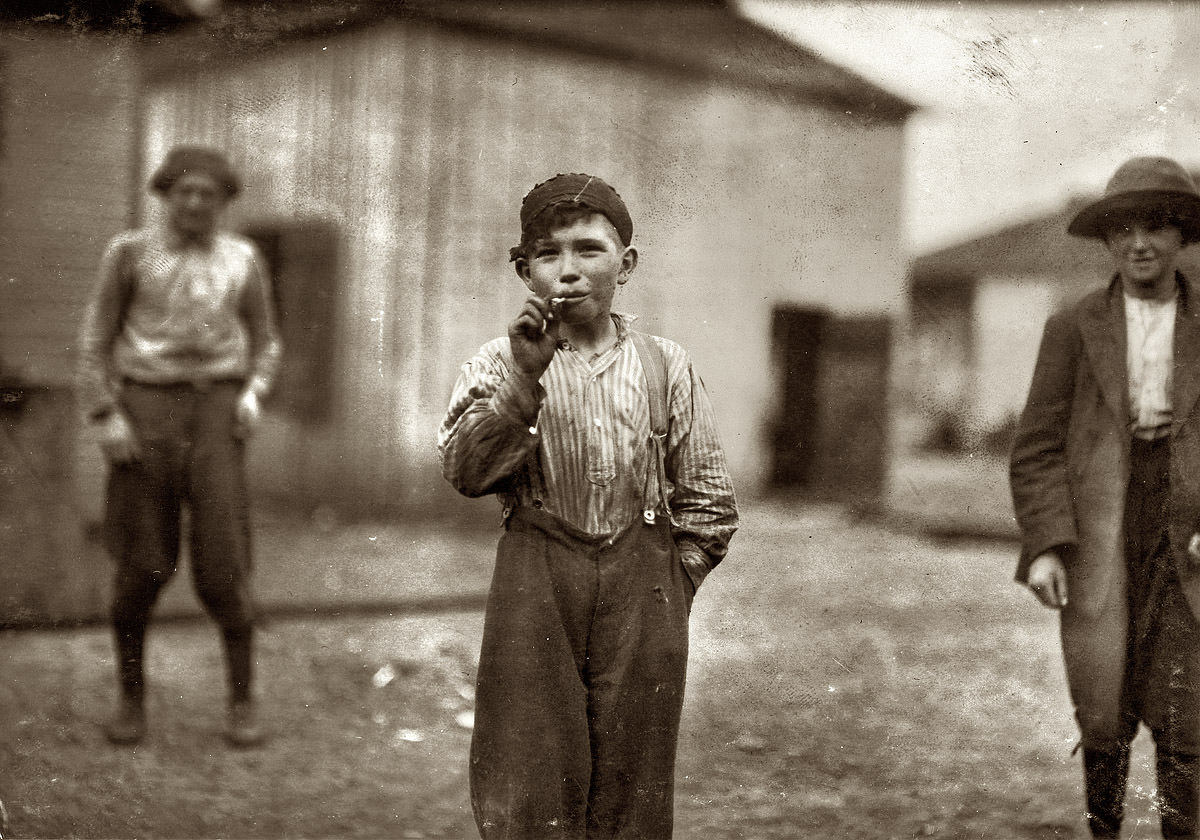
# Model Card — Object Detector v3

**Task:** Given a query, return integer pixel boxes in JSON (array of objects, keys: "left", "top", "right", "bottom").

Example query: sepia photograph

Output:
[{"left": 2, "top": 1, "right": 1200, "bottom": 837}]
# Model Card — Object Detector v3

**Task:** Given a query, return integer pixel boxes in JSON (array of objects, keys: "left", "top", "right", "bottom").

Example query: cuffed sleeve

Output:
[{"left": 663, "top": 348, "right": 738, "bottom": 570}]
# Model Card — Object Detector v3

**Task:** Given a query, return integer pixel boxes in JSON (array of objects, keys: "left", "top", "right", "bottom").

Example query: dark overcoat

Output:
[{"left": 1010, "top": 273, "right": 1200, "bottom": 746}]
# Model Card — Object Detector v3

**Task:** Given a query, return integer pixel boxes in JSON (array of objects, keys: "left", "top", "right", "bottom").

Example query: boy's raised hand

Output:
[{"left": 508, "top": 295, "right": 561, "bottom": 381}]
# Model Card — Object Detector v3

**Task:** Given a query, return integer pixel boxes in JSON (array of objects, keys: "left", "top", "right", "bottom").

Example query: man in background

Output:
[
  {"left": 1011, "top": 156, "right": 1200, "bottom": 838},
  {"left": 77, "top": 145, "right": 281, "bottom": 748}
]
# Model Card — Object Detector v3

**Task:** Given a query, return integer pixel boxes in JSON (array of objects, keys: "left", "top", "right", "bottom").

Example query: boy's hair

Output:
[
  {"left": 510, "top": 173, "right": 633, "bottom": 262},
  {"left": 509, "top": 202, "right": 623, "bottom": 262},
  {"left": 150, "top": 145, "right": 241, "bottom": 197}
]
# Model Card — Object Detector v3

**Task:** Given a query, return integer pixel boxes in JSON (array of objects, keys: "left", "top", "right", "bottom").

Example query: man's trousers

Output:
[
  {"left": 469, "top": 506, "right": 694, "bottom": 839},
  {"left": 1070, "top": 436, "right": 1200, "bottom": 837},
  {"left": 104, "top": 380, "right": 256, "bottom": 702}
]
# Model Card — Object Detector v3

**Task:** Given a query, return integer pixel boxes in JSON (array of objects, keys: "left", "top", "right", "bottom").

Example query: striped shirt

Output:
[
  {"left": 77, "top": 223, "right": 282, "bottom": 420},
  {"left": 438, "top": 313, "right": 737, "bottom": 568},
  {"left": 1124, "top": 292, "right": 1176, "bottom": 438}
]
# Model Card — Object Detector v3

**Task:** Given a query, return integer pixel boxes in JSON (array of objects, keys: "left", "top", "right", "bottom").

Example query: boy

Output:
[
  {"left": 77, "top": 146, "right": 281, "bottom": 747},
  {"left": 438, "top": 173, "right": 738, "bottom": 838},
  {"left": 1011, "top": 156, "right": 1200, "bottom": 837}
]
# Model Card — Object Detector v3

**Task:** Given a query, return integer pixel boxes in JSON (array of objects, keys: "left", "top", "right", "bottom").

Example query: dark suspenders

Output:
[{"left": 629, "top": 330, "right": 671, "bottom": 526}]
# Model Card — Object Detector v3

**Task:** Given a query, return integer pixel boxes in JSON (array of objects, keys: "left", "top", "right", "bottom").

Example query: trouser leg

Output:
[
  {"left": 1158, "top": 750, "right": 1200, "bottom": 839},
  {"left": 1144, "top": 576, "right": 1200, "bottom": 839},
  {"left": 470, "top": 511, "right": 594, "bottom": 838},
  {"left": 1083, "top": 744, "right": 1131, "bottom": 838},
  {"left": 104, "top": 434, "right": 184, "bottom": 704},
  {"left": 586, "top": 521, "right": 691, "bottom": 839},
  {"left": 186, "top": 382, "right": 256, "bottom": 702}
]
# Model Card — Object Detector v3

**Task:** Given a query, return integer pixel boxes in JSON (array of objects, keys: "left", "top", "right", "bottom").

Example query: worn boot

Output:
[
  {"left": 1158, "top": 749, "right": 1200, "bottom": 839},
  {"left": 1084, "top": 746, "right": 1130, "bottom": 838},
  {"left": 226, "top": 698, "right": 264, "bottom": 748},
  {"left": 222, "top": 626, "right": 263, "bottom": 747},
  {"left": 104, "top": 695, "right": 146, "bottom": 746}
]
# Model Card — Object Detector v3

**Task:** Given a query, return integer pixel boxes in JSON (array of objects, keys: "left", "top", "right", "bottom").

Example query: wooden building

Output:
[
  {"left": 0, "top": 0, "right": 915, "bottom": 623},
  {"left": 136, "top": 0, "right": 916, "bottom": 516},
  {"left": 0, "top": 23, "right": 144, "bottom": 624}
]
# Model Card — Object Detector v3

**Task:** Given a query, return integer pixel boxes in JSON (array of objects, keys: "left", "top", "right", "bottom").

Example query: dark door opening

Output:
[{"left": 770, "top": 305, "right": 828, "bottom": 490}]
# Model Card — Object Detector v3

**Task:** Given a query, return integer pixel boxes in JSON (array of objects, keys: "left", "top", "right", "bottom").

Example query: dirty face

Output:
[
  {"left": 517, "top": 213, "right": 637, "bottom": 327},
  {"left": 163, "top": 172, "right": 230, "bottom": 240},
  {"left": 1104, "top": 214, "right": 1185, "bottom": 300}
]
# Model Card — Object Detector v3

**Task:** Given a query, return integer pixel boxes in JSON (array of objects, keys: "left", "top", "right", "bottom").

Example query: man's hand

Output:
[
  {"left": 98, "top": 410, "right": 140, "bottom": 464},
  {"left": 234, "top": 389, "right": 262, "bottom": 439},
  {"left": 1027, "top": 550, "right": 1069, "bottom": 609},
  {"left": 508, "top": 295, "right": 561, "bottom": 382}
]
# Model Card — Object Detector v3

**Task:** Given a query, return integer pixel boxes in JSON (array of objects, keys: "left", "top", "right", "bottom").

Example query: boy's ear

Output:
[
  {"left": 514, "top": 257, "right": 534, "bottom": 288},
  {"left": 618, "top": 246, "right": 638, "bottom": 285}
]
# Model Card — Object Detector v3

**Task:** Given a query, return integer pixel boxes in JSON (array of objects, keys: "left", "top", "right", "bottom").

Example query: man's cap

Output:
[
  {"left": 149, "top": 145, "right": 241, "bottom": 197},
  {"left": 519, "top": 173, "right": 633, "bottom": 245},
  {"left": 1068, "top": 155, "right": 1200, "bottom": 240}
]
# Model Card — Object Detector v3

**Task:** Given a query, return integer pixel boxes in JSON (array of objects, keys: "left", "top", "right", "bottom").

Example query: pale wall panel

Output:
[{"left": 0, "top": 33, "right": 138, "bottom": 385}]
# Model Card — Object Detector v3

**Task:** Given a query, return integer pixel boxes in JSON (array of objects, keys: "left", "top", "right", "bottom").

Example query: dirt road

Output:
[{"left": 0, "top": 500, "right": 1167, "bottom": 838}]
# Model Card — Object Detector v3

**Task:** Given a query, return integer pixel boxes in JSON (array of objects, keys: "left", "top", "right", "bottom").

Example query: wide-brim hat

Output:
[{"left": 1068, "top": 155, "right": 1200, "bottom": 240}]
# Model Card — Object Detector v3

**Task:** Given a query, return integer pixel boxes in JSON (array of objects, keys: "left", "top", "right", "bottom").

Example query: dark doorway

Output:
[
  {"left": 770, "top": 305, "right": 828, "bottom": 490},
  {"left": 242, "top": 221, "right": 339, "bottom": 424}
]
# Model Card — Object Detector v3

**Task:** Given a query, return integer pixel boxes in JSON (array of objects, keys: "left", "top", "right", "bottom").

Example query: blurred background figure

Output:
[
  {"left": 1011, "top": 156, "right": 1200, "bottom": 839},
  {"left": 75, "top": 145, "right": 282, "bottom": 748}
]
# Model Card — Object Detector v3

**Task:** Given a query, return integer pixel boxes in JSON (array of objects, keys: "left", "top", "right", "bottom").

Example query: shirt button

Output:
[{"left": 593, "top": 418, "right": 602, "bottom": 427}]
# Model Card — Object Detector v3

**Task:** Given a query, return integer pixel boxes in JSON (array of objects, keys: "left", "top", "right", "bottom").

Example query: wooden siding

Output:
[
  {"left": 139, "top": 18, "right": 907, "bottom": 511},
  {"left": 0, "top": 31, "right": 139, "bottom": 386}
]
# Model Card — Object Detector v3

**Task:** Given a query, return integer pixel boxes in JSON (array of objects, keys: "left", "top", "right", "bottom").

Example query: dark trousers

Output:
[
  {"left": 470, "top": 507, "right": 694, "bottom": 839},
  {"left": 105, "top": 380, "right": 255, "bottom": 705},
  {"left": 1085, "top": 436, "right": 1200, "bottom": 838}
]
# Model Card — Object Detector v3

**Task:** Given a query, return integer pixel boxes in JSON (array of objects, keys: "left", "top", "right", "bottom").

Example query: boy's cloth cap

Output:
[
  {"left": 1068, "top": 155, "right": 1200, "bottom": 240},
  {"left": 520, "top": 173, "right": 633, "bottom": 245},
  {"left": 149, "top": 145, "right": 241, "bottom": 197}
]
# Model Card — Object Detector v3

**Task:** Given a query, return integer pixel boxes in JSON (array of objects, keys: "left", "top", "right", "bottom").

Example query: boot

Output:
[
  {"left": 1158, "top": 749, "right": 1200, "bottom": 839},
  {"left": 1083, "top": 746, "right": 1130, "bottom": 838},
  {"left": 226, "top": 698, "right": 264, "bottom": 748},
  {"left": 221, "top": 627, "right": 263, "bottom": 747},
  {"left": 107, "top": 621, "right": 147, "bottom": 746},
  {"left": 104, "top": 695, "right": 146, "bottom": 746}
]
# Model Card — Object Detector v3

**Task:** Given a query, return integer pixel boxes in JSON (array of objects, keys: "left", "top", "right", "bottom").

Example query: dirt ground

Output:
[{"left": 0, "top": 500, "right": 1172, "bottom": 839}]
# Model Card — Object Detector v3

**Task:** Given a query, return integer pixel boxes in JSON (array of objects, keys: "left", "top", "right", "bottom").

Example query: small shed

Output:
[
  {"left": 134, "top": 0, "right": 917, "bottom": 517},
  {"left": 0, "top": 0, "right": 917, "bottom": 623}
]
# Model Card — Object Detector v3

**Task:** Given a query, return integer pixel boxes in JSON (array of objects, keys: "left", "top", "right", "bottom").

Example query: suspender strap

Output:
[
  {"left": 630, "top": 330, "right": 671, "bottom": 525},
  {"left": 630, "top": 330, "right": 668, "bottom": 438}
]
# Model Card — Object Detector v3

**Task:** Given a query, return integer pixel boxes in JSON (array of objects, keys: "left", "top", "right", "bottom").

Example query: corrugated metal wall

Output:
[{"left": 139, "top": 16, "right": 908, "bottom": 513}]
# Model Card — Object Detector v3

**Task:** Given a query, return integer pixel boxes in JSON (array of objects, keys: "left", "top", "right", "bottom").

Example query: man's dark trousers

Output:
[
  {"left": 470, "top": 506, "right": 694, "bottom": 839},
  {"left": 1085, "top": 437, "right": 1200, "bottom": 838},
  {"left": 105, "top": 380, "right": 256, "bottom": 706}
]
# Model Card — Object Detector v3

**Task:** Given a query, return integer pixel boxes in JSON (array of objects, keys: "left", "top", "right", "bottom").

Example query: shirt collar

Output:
[{"left": 612, "top": 311, "right": 637, "bottom": 341}]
